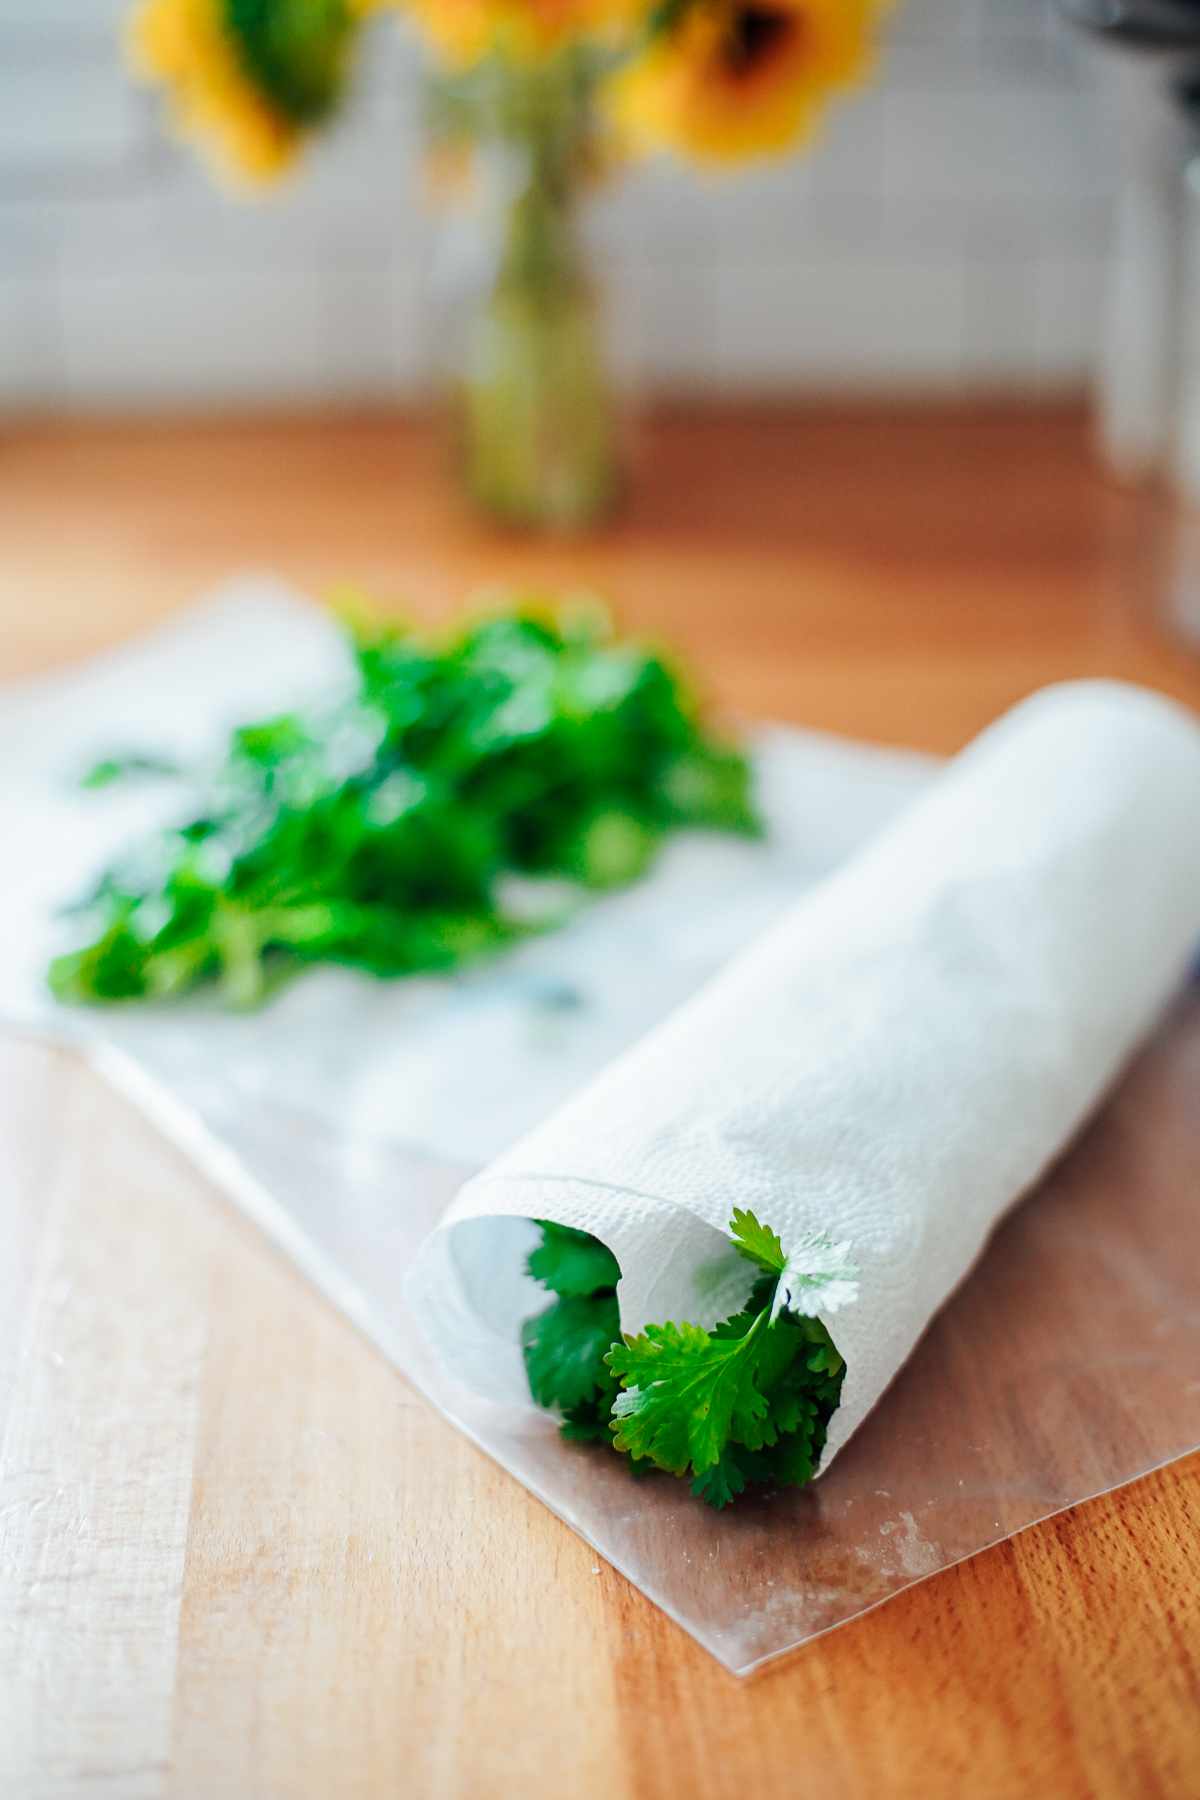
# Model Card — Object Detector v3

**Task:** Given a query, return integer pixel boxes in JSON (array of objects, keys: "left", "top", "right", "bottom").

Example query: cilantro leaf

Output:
[
  {"left": 558, "top": 1391, "right": 618, "bottom": 1443},
  {"left": 522, "top": 1218, "right": 623, "bottom": 1429},
  {"left": 80, "top": 753, "right": 182, "bottom": 790},
  {"left": 771, "top": 1232, "right": 861, "bottom": 1321},
  {"left": 690, "top": 1445, "right": 750, "bottom": 1508},
  {"left": 758, "top": 1420, "right": 821, "bottom": 1489},
  {"left": 520, "top": 1212, "right": 853, "bottom": 1512},
  {"left": 729, "top": 1207, "right": 787, "bottom": 1276},
  {"left": 607, "top": 1310, "right": 772, "bottom": 1475},
  {"left": 690, "top": 1442, "right": 779, "bottom": 1508},
  {"left": 522, "top": 1293, "right": 621, "bottom": 1415},
  {"left": 53, "top": 599, "right": 759, "bottom": 1008},
  {"left": 528, "top": 1219, "right": 621, "bottom": 1298}
]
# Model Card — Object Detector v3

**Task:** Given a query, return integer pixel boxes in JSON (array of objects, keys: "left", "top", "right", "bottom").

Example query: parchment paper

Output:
[
  {"left": 4, "top": 580, "right": 1200, "bottom": 1674},
  {"left": 408, "top": 683, "right": 1200, "bottom": 1474}
]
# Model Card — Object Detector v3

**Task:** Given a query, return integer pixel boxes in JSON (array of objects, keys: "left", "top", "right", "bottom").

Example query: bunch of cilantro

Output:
[
  {"left": 50, "top": 600, "right": 759, "bottom": 1010},
  {"left": 522, "top": 1210, "right": 849, "bottom": 1508}
]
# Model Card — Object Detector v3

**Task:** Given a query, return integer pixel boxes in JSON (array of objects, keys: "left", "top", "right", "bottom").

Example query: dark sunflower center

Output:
[{"left": 723, "top": 5, "right": 797, "bottom": 77}]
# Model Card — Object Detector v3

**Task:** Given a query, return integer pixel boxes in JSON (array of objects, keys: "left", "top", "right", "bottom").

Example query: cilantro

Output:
[
  {"left": 79, "top": 754, "right": 183, "bottom": 790},
  {"left": 528, "top": 1219, "right": 621, "bottom": 1297},
  {"left": 523, "top": 1292, "right": 621, "bottom": 1416},
  {"left": 521, "top": 1219, "right": 623, "bottom": 1444},
  {"left": 50, "top": 599, "right": 759, "bottom": 1008},
  {"left": 727, "top": 1205, "right": 786, "bottom": 1275},
  {"left": 769, "top": 1230, "right": 861, "bottom": 1322},
  {"left": 608, "top": 1312, "right": 771, "bottom": 1472},
  {"left": 522, "top": 1208, "right": 856, "bottom": 1509}
]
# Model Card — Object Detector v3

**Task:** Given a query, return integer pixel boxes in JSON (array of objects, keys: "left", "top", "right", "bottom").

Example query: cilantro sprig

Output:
[
  {"left": 522, "top": 1208, "right": 858, "bottom": 1508},
  {"left": 50, "top": 599, "right": 759, "bottom": 1008},
  {"left": 522, "top": 1222, "right": 627, "bottom": 1443}
]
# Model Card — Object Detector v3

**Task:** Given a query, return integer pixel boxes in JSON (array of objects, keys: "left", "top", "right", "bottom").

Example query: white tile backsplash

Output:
[
  {"left": 1033, "top": 254, "right": 1106, "bottom": 378},
  {"left": 611, "top": 260, "right": 721, "bottom": 394},
  {"left": 716, "top": 255, "right": 968, "bottom": 388},
  {"left": 0, "top": 277, "right": 64, "bottom": 404},
  {"left": 0, "top": 60, "right": 141, "bottom": 172},
  {"left": 962, "top": 256, "right": 1040, "bottom": 378},
  {"left": 58, "top": 268, "right": 329, "bottom": 403},
  {"left": 0, "top": 2, "right": 1125, "bottom": 409}
]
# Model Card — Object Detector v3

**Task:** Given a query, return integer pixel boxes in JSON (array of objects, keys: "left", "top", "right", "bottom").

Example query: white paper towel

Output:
[{"left": 406, "top": 681, "right": 1200, "bottom": 1473}]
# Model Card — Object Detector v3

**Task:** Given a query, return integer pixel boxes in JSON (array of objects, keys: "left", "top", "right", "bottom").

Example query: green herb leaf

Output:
[
  {"left": 522, "top": 1218, "right": 623, "bottom": 1428},
  {"left": 689, "top": 1444, "right": 753, "bottom": 1508},
  {"left": 54, "top": 599, "right": 759, "bottom": 1008},
  {"left": 80, "top": 753, "right": 182, "bottom": 790},
  {"left": 729, "top": 1207, "right": 787, "bottom": 1276},
  {"left": 771, "top": 1232, "right": 861, "bottom": 1321},
  {"left": 520, "top": 1210, "right": 853, "bottom": 1510},
  {"left": 607, "top": 1309, "right": 772, "bottom": 1476},
  {"left": 522, "top": 1293, "right": 621, "bottom": 1415},
  {"left": 528, "top": 1219, "right": 621, "bottom": 1298}
]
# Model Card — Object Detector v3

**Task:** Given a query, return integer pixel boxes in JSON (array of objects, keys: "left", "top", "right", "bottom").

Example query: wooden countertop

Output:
[{"left": 2, "top": 404, "right": 1198, "bottom": 1798}]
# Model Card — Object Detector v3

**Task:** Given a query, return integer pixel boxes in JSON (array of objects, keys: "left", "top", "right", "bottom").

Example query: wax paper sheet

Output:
[
  {"left": 407, "top": 683, "right": 1200, "bottom": 1464},
  {"left": 4, "top": 580, "right": 1200, "bottom": 1675}
]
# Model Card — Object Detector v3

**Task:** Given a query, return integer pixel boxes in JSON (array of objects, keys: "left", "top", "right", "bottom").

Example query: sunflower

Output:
[
  {"left": 608, "top": 0, "right": 892, "bottom": 166},
  {"left": 126, "top": 0, "right": 379, "bottom": 184},
  {"left": 400, "top": 0, "right": 644, "bottom": 67}
]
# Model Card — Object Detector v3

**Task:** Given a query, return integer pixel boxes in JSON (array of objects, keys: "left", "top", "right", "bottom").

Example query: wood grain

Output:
[
  {"left": 2, "top": 403, "right": 1198, "bottom": 751},
  {"left": 3, "top": 404, "right": 1200, "bottom": 1798}
]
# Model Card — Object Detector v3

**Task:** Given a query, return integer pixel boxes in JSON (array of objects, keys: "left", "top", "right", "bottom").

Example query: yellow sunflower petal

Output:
[
  {"left": 400, "top": 0, "right": 644, "bottom": 66},
  {"left": 608, "top": 0, "right": 893, "bottom": 167},
  {"left": 126, "top": 0, "right": 303, "bottom": 185}
]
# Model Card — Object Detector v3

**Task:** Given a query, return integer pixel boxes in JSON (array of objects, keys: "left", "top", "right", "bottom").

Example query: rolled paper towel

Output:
[{"left": 406, "top": 681, "right": 1200, "bottom": 1474}]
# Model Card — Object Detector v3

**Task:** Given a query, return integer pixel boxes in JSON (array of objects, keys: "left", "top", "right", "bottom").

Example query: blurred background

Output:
[
  {"left": 6, "top": 0, "right": 1200, "bottom": 757},
  {"left": 1, "top": 0, "right": 1115, "bottom": 412}
]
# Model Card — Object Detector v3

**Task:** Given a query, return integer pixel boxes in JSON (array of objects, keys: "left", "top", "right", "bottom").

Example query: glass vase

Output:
[{"left": 429, "top": 50, "right": 620, "bottom": 533}]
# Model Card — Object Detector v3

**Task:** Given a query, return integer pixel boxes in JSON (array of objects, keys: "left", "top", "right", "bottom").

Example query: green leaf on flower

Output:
[{"left": 226, "top": 0, "right": 359, "bottom": 128}]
